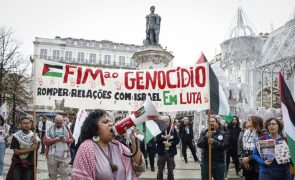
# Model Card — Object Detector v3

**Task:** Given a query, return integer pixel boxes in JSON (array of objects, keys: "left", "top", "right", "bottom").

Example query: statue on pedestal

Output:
[{"left": 145, "top": 6, "right": 161, "bottom": 46}]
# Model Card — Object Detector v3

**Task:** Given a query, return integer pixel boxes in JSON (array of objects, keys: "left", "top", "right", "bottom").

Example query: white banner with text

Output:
[{"left": 34, "top": 59, "right": 210, "bottom": 112}]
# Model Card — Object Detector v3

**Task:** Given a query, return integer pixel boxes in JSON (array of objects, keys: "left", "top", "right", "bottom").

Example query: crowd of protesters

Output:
[
  {"left": 2, "top": 111, "right": 294, "bottom": 180},
  {"left": 196, "top": 115, "right": 293, "bottom": 180}
]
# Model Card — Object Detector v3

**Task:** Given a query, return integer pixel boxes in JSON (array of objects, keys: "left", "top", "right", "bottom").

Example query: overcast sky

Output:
[{"left": 1, "top": 0, "right": 294, "bottom": 66}]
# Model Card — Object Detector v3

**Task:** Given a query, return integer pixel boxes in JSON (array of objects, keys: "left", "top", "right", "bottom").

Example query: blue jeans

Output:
[
  {"left": 259, "top": 168, "right": 291, "bottom": 180},
  {"left": 200, "top": 162, "right": 225, "bottom": 180},
  {"left": 0, "top": 142, "right": 6, "bottom": 175}
]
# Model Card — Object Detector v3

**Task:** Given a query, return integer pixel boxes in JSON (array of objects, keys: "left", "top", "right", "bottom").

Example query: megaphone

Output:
[{"left": 113, "top": 98, "right": 159, "bottom": 136}]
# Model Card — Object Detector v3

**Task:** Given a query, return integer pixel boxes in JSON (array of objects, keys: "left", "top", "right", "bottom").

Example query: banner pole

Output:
[
  {"left": 207, "top": 109, "right": 211, "bottom": 180},
  {"left": 33, "top": 106, "right": 37, "bottom": 180},
  {"left": 32, "top": 56, "right": 37, "bottom": 180}
]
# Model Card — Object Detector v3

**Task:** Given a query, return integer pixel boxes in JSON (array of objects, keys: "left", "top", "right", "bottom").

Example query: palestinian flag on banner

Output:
[
  {"left": 197, "top": 52, "right": 232, "bottom": 122},
  {"left": 42, "top": 64, "right": 63, "bottom": 78},
  {"left": 279, "top": 72, "right": 295, "bottom": 163},
  {"left": 137, "top": 120, "right": 166, "bottom": 144}
]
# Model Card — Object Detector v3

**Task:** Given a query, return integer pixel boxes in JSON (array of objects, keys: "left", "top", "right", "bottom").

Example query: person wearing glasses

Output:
[{"left": 252, "top": 117, "right": 291, "bottom": 180}]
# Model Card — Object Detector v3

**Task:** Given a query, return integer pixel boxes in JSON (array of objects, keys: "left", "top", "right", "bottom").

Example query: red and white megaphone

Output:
[{"left": 113, "top": 98, "right": 159, "bottom": 136}]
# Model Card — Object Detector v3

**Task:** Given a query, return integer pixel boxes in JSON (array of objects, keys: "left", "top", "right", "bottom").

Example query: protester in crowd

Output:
[
  {"left": 177, "top": 118, "right": 184, "bottom": 157},
  {"left": 237, "top": 120, "right": 250, "bottom": 158},
  {"left": 6, "top": 117, "right": 39, "bottom": 180},
  {"left": 215, "top": 115, "right": 229, "bottom": 179},
  {"left": 0, "top": 115, "right": 9, "bottom": 179},
  {"left": 241, "top": 116, "right": 264, "bottom": 180},
  {"left": 252, "top": 117, "right": 291, "bottom": 180},
  {"left": 147, "top": 138, "right": 156, "bottom": 171},
  {"left": 156, "top": 115, "right": 180, "bottom": 180},
  {"left": 44, "top": 115, "right": 74, "bottom": 180},
  {"left": 226, "top": 116, "right": 242, "bottom": 176},
  {"left": 139, "top": 137, "right": 156, "bottom": 172},
  {"left": 69, "top": 118, "right": 76, "bottom": 165},
  {"left": 28, "top": 116, "right": 38, "bottom": 136},
  {"left": 64, "top": 116, "right": 71, "bottom": 129},
  {"left": 197, "top": 117, "right": 228, "bottom": 180},
  {"left": 179, "top": 116, "right": 199, "bottom": 163},
  {"left": 38, "top": 115, "right": 51, "bottom": 154},
  {"left": 71, "top": 109, "right": 145, "bottom": 179}
]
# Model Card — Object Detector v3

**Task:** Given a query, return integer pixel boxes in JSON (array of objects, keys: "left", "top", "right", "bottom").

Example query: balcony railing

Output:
[{"left": 35, "top": 55, "right": 137, "bottom": 68}]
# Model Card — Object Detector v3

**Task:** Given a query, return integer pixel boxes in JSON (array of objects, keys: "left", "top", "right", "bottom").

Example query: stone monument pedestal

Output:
[{"left": 132, "top": 46, "right": 174, "bottom": 69}]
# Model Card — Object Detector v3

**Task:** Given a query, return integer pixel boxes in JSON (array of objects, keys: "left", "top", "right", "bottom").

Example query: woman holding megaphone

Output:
[{"left": 71, "top": 109, "right": 145, "bottom": 180}]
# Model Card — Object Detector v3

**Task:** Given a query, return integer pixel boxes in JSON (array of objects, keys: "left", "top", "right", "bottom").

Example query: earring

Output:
[{"left": 92, "top": 136, "right": 100, "bottom": 142}]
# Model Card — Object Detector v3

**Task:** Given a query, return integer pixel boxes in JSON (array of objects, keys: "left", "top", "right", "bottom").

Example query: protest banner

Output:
[{"left": 34, "top": 59, "right": 210, "bottom": 112}]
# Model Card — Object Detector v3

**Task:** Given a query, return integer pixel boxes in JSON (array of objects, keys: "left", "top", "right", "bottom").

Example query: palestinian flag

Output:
[
  {"left": 42, "top": 64, "right": 63, "bottom": 78},
  {"left": 279, "top": 72, "right": 295, "bottom": 163},
  {"left": 137, "top": 120, "right": 166, "bottom": 144},
  {"left": 197, "top": 52, "right": 232, "bottom": 122}
]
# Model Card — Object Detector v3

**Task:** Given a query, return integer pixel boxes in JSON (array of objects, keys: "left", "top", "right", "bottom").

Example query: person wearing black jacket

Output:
[
  {"left": 197, "top": 117, "right": 228, "bottom": 180},
  {"left": 140, "top": 138, "right": 157, "bottom": 171},
  {"left": 156, "top": 115, "right": 180, "bottom": 180},
  {"left": 226, "top": 116, "right": 242, "bottom": 176},
  {"left": 179, "top": 116, "right": 199, "bottom": 163}
]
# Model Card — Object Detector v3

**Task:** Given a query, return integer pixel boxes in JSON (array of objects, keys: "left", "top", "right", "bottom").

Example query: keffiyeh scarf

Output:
[
  {"left": 13, "top": 130, "right": 34, "bottom": 146},
  {"left": 242, "top": 129, "right": 258, "bottom": 151}
]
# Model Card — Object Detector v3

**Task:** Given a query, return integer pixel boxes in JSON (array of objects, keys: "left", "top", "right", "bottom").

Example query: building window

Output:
[
  {"left": 53, "top": 50, "right": 60, "bottom": 61},
  {"left": 66, "top": 39, "right": 74, "bottom": 44},
  {"left": 119, "top": 56, "right": 125, "bottom": 66},
  {"left": 102, "top": 44, "right": 110, "bottom": 49},
  {"left": 130, "top": 59, "right": 136, "bottom": 67},
  {"left": 78, "top": 40, "right": 85, "bottom": 46},
  {"left": 91, "top": 41, "right": 96, "bottom": 47},
  {"left": 118, "top": 45, "right": 126, "bottom": 50},
  {"left": 40, "top": 49, "right": 47, "bottom": 59},
  {"left": 104, "top": 55, "right": 111, "bottom": 65},
  {"left": 78, "top": 52, "right": 84, "bottom": 62},
  {"left": 65, "top": 51, "right": 72, "bottom": 61},
  {"left": 89, "top": 54, "right": 96, "bottom": 63}
]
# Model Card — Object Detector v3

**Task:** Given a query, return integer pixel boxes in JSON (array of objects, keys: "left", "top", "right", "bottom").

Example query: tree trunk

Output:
[
  {"left": 0, "top": 73, "right": 3, "bottom": 105},
  {"left": 12, "top": 94, "right": 16, "bottom": 127}
]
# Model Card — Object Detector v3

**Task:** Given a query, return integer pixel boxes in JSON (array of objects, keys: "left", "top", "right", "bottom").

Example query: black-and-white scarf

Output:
[
  {"left": 242, "top": 129, "right": 258, "bottom": 151},
  {"left": 13, "top": 130, "right": 34, "bottom": 146}
]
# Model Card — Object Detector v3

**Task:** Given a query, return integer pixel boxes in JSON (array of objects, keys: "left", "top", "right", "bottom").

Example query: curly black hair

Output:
[
  {"left": 228, "top": 116, "right": 240, "bottom": 128},
  {"left": 78, "top": 109, "right": 106, "bottom": 144}
]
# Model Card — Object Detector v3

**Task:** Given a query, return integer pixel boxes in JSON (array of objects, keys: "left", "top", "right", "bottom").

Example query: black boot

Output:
[
  {"left": 151, "top": 165, "right": 155, "bottom": 172},
  {"left": 194, "top": 156, "right": 199, "bottom": 162}
]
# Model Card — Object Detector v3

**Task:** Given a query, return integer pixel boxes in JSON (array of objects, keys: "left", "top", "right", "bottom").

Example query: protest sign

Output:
[
  {"left": 34, "top": 60, "right": 210, "bottom": 112},
  {"left": 256, "top": 139, "right": 275, "bottom": 161}
]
